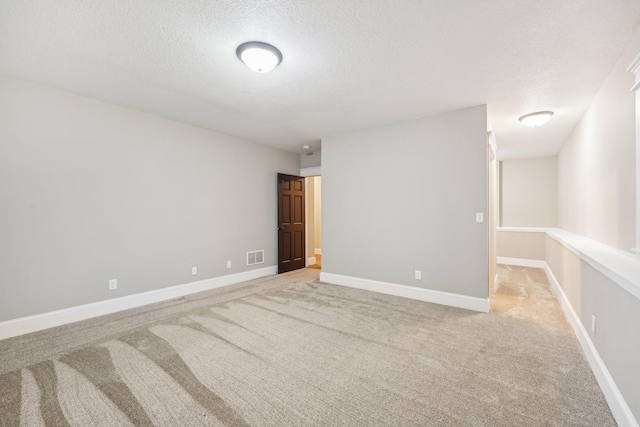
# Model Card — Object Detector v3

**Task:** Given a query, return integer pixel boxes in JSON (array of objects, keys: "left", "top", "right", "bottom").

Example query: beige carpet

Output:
[{"left": 0, "top": 265, "right": 615, "bottom": 426}]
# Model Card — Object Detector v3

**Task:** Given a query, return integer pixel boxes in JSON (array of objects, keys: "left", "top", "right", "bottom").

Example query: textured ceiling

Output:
[{"left": 1, "top": 0, "right": 639, "bottom": 159}]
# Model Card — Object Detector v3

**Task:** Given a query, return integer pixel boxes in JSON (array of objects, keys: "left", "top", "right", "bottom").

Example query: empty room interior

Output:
[{"left": 1, "top": 1, "right": 640, "bottom": 426}]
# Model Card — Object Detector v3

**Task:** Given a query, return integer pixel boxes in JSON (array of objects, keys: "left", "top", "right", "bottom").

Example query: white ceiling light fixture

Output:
[
  {"left": 519, "top": 111, "right": 554, "bottom": 127},
  {"left": 236, "top": 41, "right": 282, "bottom": 73}
]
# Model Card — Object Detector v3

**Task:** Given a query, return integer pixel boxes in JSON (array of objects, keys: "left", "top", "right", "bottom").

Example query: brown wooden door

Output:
[{"left": 277, "top": 174, "right": 305, "bottom": 273}]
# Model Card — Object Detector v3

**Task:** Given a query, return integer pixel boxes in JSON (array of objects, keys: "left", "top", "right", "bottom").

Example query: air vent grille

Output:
[{"left": 247, "top": 250, "right": 265, "bottom": 266}]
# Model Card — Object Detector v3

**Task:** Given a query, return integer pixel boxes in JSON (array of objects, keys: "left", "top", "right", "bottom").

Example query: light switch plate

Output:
[{"left": 476, "top": 213, "right": 484, "bottom": 223}]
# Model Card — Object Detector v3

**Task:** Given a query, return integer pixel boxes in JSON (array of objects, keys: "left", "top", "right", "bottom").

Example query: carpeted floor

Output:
[{"left": 0, "top": 265, "right": 615, "bottom": 426}]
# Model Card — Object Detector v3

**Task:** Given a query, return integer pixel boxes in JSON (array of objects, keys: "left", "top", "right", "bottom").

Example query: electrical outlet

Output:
[
  {"left": 227, "top": 261, "right": 232, "bottom": 269},
  {"left": 109, "top": 279, "right": 117, "bottom": 291},
  {"left": 192, "top": 266, "right": 197, "bottom": 275},
  {"left": 415, "top": 270, "right": 421, "bottom": 280},
  {"left": 592, "top": 315, "right": 596, "bottom": 333}
]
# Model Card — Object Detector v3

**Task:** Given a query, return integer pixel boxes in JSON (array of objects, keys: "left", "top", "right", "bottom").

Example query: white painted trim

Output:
[
  {"left": 497, "top": 226, "right": 550, "bottom": 233},
  {"left": 496, "top": 227, "right": 640, "bottom": 301},
  {"left": 628, "top": 50, "right": 640, "bottom": 262},
  {"left": 543, "top": 263, "right": 638, "bottom": 427},
  {"left": 627, "top": 51, "right": 640, "bottom": 76},
  {"left": 299, "top": 166, "right": 321, "bottom": 177},
  {"left": 314, "top": 248, "right": 322, "bottom": 255},
  {"left": 307, "top": 256, "right": 317, "bottom": 266},
  {"left": 319, "top": 272, "right": 489, "bottom": 313},
  {"left": 487, "top": 130, "right": 498, "bottom": 153},
  {"left": 496, "top": 257, "right": 545, "bottom": 268},
  {"left": 0, "top": 266, "right": 277, "bottom": 341},
  {"left": 546, "top": 229, "right": 640, "bottom": 301}
]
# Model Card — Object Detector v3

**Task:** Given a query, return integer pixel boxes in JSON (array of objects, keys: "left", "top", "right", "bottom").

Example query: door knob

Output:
[{"left": 277, "top": 226, "right": 284, "bottom": 231}]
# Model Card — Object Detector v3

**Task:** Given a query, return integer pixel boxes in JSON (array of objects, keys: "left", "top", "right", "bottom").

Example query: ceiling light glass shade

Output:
[
  {"left": 236, "top": 42, "right": 282, "bottom": 73},
  {"left": 519, "top": 111, "right": 554, "bottom": 127}
]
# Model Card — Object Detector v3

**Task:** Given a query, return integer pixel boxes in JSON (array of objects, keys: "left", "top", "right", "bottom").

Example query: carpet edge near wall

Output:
[{"left": 498, "top": 257, "right": 637, "bottom": 427}]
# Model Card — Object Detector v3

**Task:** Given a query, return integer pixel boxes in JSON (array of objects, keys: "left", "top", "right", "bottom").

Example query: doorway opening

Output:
[
  {"left": 305, "top": 176, "right": 322, "bottom": 270},
  {"left": 277, "top": 174, "right": 306, "bottom": 273}
]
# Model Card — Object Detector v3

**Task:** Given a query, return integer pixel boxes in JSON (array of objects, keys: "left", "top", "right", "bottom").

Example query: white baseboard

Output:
[
  {"left": 314, "top": 248, "right": 322, "bottom": 255},
  {"left": 0, "top": 266, "right": 277, "bottom": 341},
  {"left": 497, "top": 256, "right": 546, "bottom": 268},
  {"left": 319, "top": 272, "right": 489, "bottom": 313},
  {"left": 307, "top": 256, "right": 317, "bottom": 266},
  {"left": 543, "top": 263, "right": 638, "bottom": 427}
]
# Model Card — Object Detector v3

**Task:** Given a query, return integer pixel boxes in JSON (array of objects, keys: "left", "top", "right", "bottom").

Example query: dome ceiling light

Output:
[
  {"left": 519, "top": 111, "right": 554, "bottom": 127},
  {"left": 236, "top": 42, "right": 282, "bottom": 73}
]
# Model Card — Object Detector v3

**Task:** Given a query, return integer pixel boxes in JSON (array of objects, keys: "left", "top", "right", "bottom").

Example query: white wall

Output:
[
  {"left": 500, "top": 157, "right": 557, "bottom": 227},
  {"left": 557, "top": 31, "right": 639, "bottom": 252},
  {"left": 322, "top": 106, "right": 488, "bottom": 299},
  {"left": 0, "top": 75, "right": 299, "bottom": 321}
]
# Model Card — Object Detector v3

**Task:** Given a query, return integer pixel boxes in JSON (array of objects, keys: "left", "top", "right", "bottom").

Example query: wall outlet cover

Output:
[{"left": 108, "top": 279, "right": 117, "bottom": 291}]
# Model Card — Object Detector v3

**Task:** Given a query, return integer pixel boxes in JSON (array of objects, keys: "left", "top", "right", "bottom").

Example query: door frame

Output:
[
  {"left": 300, "top": 167, "right": 321, "bottom": 268},
  {"left": 277, "top": 173, "right": 306, "bottom": 273}
]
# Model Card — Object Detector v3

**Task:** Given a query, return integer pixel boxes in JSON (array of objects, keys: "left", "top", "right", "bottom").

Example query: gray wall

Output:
[
  {"left": 322, "top": 105, "right": 488, "bottom": 298},
  {"left": 0, "top": 75, "right": 299, "bottom": 321},
  {"left": 300, "top": 150, "right": 321, "bottom": 168}
]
